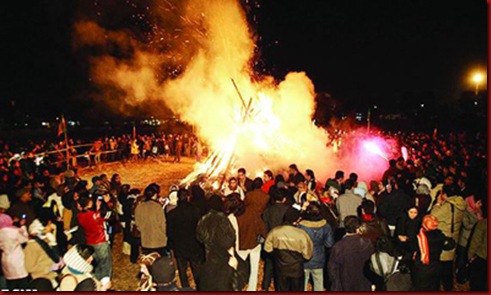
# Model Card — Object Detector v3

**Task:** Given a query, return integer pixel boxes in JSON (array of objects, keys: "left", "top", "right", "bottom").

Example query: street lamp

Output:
[{"left": 472, "top": 73, "right": 484, "bottom": 95}]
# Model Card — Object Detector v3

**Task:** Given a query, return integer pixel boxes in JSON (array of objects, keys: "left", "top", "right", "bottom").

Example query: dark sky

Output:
[{"left": 0, "top": 0, "right": 487, "bottom": 121}]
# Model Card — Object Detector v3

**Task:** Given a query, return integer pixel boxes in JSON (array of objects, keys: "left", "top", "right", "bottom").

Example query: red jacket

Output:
[
  {"left": 262, "top": 180, "right": 275, "bottom": 194},
  {"left": 77, "top": 210, "right": 107, "bottom": 245}
]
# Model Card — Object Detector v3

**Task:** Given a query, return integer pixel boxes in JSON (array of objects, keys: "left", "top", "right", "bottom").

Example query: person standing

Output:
[
  {"left": 410, "top": 215, "right": 455, "bottom": 291},
  {"left": 236, "top": 178, "right": 269, "bottom": 291},
  {"left": 264, "top": 207, "right": 313, "bottom": 291},
  {"left": 261, "top": 188, "right": 289, "bottom": 291},
  {"left": 135, "top": 183, "right": 167, "bottom": 256},
  {"left": 76, "top": 194, "right": 113, "bottom": 283},
  {"left": 430, "top": 185, "right": 466, "bottom": 291},
  {"left": 328, "top": 215, "right": 374, "bottom": 291},
  {"left": 335, "top": 179, "right": 362, "bottom": 239},
  {"left": 166, "top": 189, "right": 204, "bottom": 288},
  {"left": 297, "top": 202, "right": 334, "bottom": 291},
  {"left": 467, "top": 203, "right": 487, "bottom": 291},
  {"left": 237, "top": 168, "right": 253, "bottom": 194}
]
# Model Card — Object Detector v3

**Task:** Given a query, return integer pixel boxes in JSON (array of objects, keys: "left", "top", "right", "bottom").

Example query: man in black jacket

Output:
[
  {"left": 377, "top": 177, "right": 411, "bottom": 235},
  {"left": 166, "top": 188, "right": 204, "bottom": 288}
]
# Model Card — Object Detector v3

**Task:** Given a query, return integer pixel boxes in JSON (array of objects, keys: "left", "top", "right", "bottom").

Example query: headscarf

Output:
[
  {"left": 0, "top": 194, "right": 10, "bottom": 210},
  {"left": 416, "top": 215, "right": 438, "bottom": 264},
  {"left": 465, "top": 196, "right": 483, "bottom": 220},
  {"left": 0, "top": 213, "right": 14, "bottom": 229}
]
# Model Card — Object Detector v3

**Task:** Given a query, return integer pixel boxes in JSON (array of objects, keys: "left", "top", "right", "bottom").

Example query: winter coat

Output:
[
  {"left": 23, "top": 239, "right": 59, "bottom": 283},
  {"left": 336, "top": 190, "right": 362, "bottom": 227},
  {"left": 264, "top": 224, "right": 313, "bottom": 278},
  {"left": 377, "top": 189, "right": 411, "bottom": 226},
  {"left": 0, "top": 226, "right": 29, "bottom": 279},
  {"left": 430, "top": 195, "right": 466, "bottom": 261},
  {"left": 135, "top": 200, "right": 167, "bottom": 249},
  {"left": 457, "top": 209, "right": 479, "bottom": 248},
  {"left": 166, "top": 201, "right": 203, "bottom": 259},
  {"left": 297, "top": 219, "right": 334, "bottom": 269},
  {"left": 196, "top": 210, "right": 243, "bottom": 291},
  {"left": 328, "top": 235, "right": 374, "bottom": 291},
  {"left": 237, "top": 189, "right": 269, "bottom": 250},
  {"left": 468, "top": 218, "right": 487, "bottom": 260}
]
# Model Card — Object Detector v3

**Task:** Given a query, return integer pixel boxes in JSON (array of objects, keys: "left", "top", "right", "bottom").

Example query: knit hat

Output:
[
  {"left": 0, "top": 194, "right": 10, "bottom": 210},
  {"left": 149, "top": 255, "right": 176, "bottom": 284},
  {"left": 0, "top": 213, "right": 13, "bottom": 229},
  {"left": 63, "top": 246, "right": 94, "bottom": 274},
  {"left": 422, "top": 215, "right": 438, "bottom": 231}
]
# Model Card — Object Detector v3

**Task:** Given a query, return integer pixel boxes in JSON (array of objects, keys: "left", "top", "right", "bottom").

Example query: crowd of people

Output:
[
  {"left": 0, "top": 132, "right": 205, "bottom": 172},
  {"left": 0, "top": 131, "right": 487, "bottom": 291}
]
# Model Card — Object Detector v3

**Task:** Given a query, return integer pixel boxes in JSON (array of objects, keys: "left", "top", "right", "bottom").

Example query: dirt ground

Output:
[{"left": 78, "top": 157, "right": 470, "bottom": 291}]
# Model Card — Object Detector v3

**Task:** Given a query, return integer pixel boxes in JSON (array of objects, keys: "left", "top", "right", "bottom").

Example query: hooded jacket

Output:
[
  {"left": 430, "top": 195, "right": 466, "bottom": 261},
  {"left": 297, "top": 219, "right": 334, "bottom": 269}
]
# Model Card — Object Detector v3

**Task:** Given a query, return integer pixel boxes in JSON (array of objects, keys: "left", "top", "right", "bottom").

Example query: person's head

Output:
[
  {"left": 289, "top": 164, "right": 299, "bottom": 175},
  {"left": 440, "top": 184, "right": 457, "bottom": 201},
  {"left": 77, "top": 194, "right": 93, "bottom": 211},
  {"left": 111, "top": 173, "right": 121, "bottom": 184},
  {"left": 335, "top": 170, "right": 344, "bottom": 181},
  {"left": 443, "top": 174, "right": 455, "bottom": 186},
  {"left": 16, "top": 187, "right": 32, "bottom": 203},
  {"left": 252, "top": 177, "right": 263, "bottom": 190},
  {"left": 144, "top": 183, "right": 160, "bottom": 201},
  {"left": 344, "top": 215, "right": 362, "bottom": 234},
  {"left": 349, "top": 172, "right": 358, "bottom": 183},
  {"left": 237, "top": 168, "right": 247, "bottom": 181},
  {"left": 297, "top": 181, "right": 307, "bottom": 193},
  {"left": 223, "top": 193, "right": 245, "bottom": 217},
  {"left": 263, "top": 170, "right": 273, "bottom": 182},
  {"left": 344, "top": 178, "right": 355, "bottom": 190},
  {"left": 389, "top": 159, "right": 397, "bottom": 167},
  {"left": 283, "top": 207, "right": 301, "bottom": 224},
  {"left": 228, "top": 177, "right": 238, "bottom": 190},
  {"left": 208, "top": 194, "right": 223, "bottom": 212},
  {"left": 177, "top": 188, "right": 190, "bottom": 203},
  {"left": 360, "top": 199, "right": 375, "bottom": 216},
  {"left": 91, "top": 176, "right": 101, "bottom": 186},
  {"left": 302, "top": 202, "right": 323, "bottom": 221},
  {"left": 149, "top": 255, "right": 177, "bottom": 288},
  {"left": 305, "top": 169, "right": 315, "bottom": 181},
  {"left": 408, "top": 207, "right": 419, "bottom": 220},
  {"left": 422, "top": 215, "right": 438, "bottom": 231},
  {"left": 274, "top": 174, "right": 285, "bottom": 184},
  {"left": 100, "top": 174, "right": 108, "bottom": 182}
]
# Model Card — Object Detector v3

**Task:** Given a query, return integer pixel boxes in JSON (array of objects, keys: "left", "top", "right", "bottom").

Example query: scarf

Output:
[
  {"left": 416, "top": 215, "right": 439, "bottom": 265},
  {"left": 362, "top": 214, "right": 374, "bottom": 221}
]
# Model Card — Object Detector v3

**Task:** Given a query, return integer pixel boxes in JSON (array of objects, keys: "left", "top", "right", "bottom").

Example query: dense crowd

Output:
[{"left": 0, "top": 131, "right": 487, "bottom": 291}]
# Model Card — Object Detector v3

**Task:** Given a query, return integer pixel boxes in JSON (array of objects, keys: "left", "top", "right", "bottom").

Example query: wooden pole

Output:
[{"left": 62, "top": 115, "right": 70, "bottom": 170}]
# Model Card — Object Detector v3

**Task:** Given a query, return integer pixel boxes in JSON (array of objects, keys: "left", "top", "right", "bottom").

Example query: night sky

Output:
[{"left": 0, "top": 0, "right": 487, "bottom": 121}]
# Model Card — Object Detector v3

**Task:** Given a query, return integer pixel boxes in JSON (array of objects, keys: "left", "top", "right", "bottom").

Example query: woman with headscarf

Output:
[
  {"left": 0, "top": 213, "right": 29, "bottom": 290},
  {"left": 456, "top": 193, "right": 483, "bottom": 283},
  {"left": 395, "top": 207, "right": 422, "bottom": 249},
  {"left": 410, "top": 215, "right": 455, "bottom": 291}
]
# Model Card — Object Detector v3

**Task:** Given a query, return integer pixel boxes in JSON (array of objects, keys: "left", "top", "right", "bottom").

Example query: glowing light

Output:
[
  {"left": 401, "top": 146, "right": 408, "bottom": 161},
  {"left": 472, "top": 73, "right": 484, "bottom": 84},
  {"left": 363, "top": 140, "right": 388, "bottom": 161}
]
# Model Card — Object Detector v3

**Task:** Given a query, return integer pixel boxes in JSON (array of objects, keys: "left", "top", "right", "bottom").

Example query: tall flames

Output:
[{"left": 75, "top": 0, "right": 394, "bottom": 184}]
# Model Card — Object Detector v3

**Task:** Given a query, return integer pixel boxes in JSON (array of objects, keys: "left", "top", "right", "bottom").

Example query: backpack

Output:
[{"left": 371, "top": 252, "right": 413, "bottom": 291}]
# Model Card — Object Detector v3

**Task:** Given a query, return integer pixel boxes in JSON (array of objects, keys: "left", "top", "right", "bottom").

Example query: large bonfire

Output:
[{"left": 75, "top": 0, "right": 396, "bottom": 186}]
